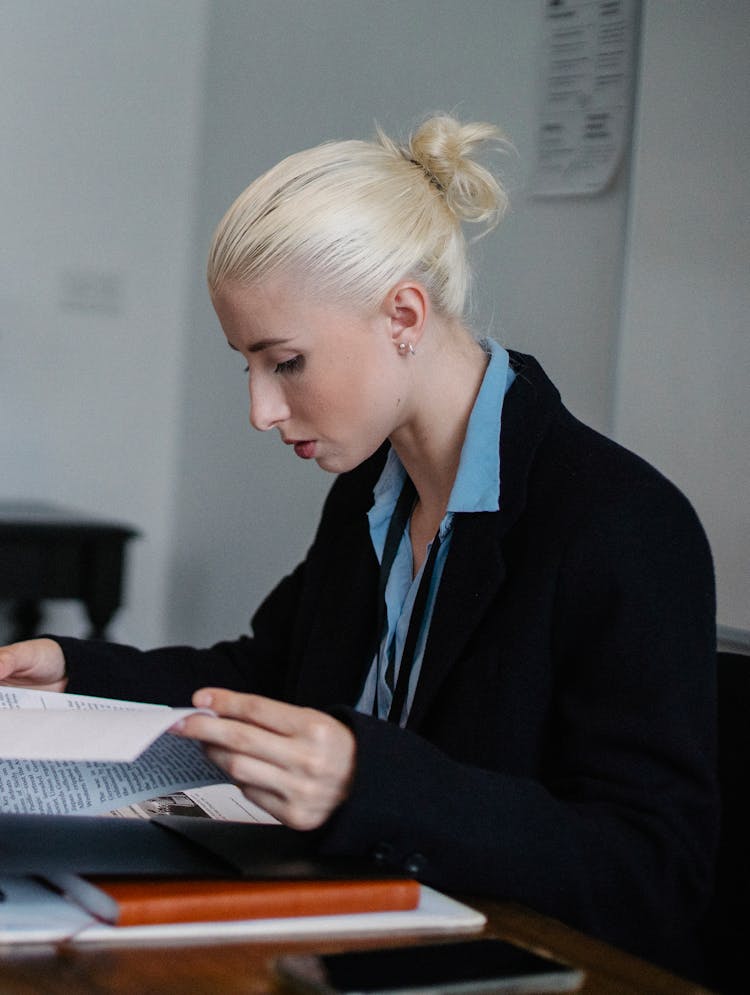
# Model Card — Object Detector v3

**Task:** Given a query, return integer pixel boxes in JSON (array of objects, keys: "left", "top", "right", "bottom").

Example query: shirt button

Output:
[
  {"left": 403, "top": 852, "right": 427, "bottom": 876},
  {"left": 371, "top": 842, "right": 395, "bottom": 865}
]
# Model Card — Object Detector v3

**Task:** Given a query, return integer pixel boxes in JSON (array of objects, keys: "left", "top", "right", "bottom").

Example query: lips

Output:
[{"left": 285, "top": 439, "right": 316, "bottom": 460}]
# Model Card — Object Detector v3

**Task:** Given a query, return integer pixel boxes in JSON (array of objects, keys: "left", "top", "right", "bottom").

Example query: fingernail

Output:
[{"left": 194, "top": 691, "right": 213, "bottom": 708}]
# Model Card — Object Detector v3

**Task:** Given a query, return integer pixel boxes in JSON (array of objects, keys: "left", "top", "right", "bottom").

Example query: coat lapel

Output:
[
  {"left": 407, "top": 511, "right": 506, "bottom": 727},
  {"left": 291, "top": 353, "right": 560, "bottom": 722},
  {"left": 292, "top": 527, "right": 380, "bottom": 709},
  {"left": 289, "top": 449, "right": 385, "bottom": 710},
  {"left": 407, "top": 351, "right": 559, "bottom": 729}
]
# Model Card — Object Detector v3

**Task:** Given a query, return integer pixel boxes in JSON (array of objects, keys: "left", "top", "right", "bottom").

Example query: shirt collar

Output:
[
  {"left": 368, "top": 338, "right": 512, "bottom": 546},
  {"left": 447, "top": 338, "right": 510, "bottom": 513}
]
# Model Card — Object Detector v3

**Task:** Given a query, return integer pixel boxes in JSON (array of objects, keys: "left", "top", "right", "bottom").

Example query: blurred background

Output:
[{"left": 1, "top": 0, "right": 747, "bottom": 651}]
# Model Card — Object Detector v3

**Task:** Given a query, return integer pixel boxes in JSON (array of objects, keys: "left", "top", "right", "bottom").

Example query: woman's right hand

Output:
[{"left": 0, "top": 638, "right": 67, "bottom": 692}]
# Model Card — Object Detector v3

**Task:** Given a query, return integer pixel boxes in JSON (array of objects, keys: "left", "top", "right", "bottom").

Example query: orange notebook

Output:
[{"left": 52, "top": 875, "right": 421, "bottom": 927}]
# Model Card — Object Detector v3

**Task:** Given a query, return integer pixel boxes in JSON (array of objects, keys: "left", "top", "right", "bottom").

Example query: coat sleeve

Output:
[
  {"left": 315, "top": 479, "right": 719, "bottom": 978},
  {"left": 56, "top": 447, "right": 386, "bottom": 706},
  {"left": 57, "top": 561, "right": 306, "bottom": 706}
]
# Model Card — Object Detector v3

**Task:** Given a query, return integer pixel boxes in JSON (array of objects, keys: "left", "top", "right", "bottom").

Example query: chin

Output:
[
  {"left": 314, "top": 455, "right": 349, "bottom": 474},
  {"left": 316, "top": 443, "right": 383, "bottom": 475}
]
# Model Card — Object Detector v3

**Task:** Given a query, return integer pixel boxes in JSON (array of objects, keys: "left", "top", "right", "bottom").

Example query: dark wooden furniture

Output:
[
  {"left": 0, "top": 899, "right": 718, "bottom": 993},
  {"left": 0, "top": 501, "right": 138, "bottom": 641},
  {"left": 705, "top": 651, "right": 750, "bottom": 994}
]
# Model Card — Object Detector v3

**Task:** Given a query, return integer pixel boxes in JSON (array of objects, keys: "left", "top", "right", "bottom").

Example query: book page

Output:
[
  {"left": 0, "top": 730, "right": 231, "bottom": 817},
  {"left": 108, "top": 783, "right": 279, "bottom": 824},
  {"left": 0, "top": 686, "right": 203, "bottom": 761},
  {"left": 0, "top": 687, "right": 256, "bottom": 818}
]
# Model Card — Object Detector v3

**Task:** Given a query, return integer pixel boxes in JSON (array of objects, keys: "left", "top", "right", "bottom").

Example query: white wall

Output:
[
  {"left": 0, "top": 1, "right": 208, "bottom": 645},
  {"left": 614, "top": 1, "right": 750, "bottom": 636},
  {"left": 164, "top": 0, "right": 633, "bottom": 646},
  {"left": 11, "top": 2, "right": 741, "bottom": 653}
]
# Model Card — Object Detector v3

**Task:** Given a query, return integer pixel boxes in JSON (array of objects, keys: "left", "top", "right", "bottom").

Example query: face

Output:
[{"left": 212, "top": 275, "right": 411, "bottom": 474}]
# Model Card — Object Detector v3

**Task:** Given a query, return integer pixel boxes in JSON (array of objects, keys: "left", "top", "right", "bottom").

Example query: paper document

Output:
[
  {"left": 0, "top": 688, "right": 278, "bottom": 823},
  {"left": 0, "top": 875, "right": 96, "bottom": 943},
  {"left": 0, "top": 686, "right": 204, "bottom": 761}
]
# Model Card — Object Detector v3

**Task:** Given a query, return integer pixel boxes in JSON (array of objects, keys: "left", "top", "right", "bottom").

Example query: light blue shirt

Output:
[{"left": 356, "top": 339, "right": 516, "bottom": 725}]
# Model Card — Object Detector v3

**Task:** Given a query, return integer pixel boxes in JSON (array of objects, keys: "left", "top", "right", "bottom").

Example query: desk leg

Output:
[
  {"left": 84, "top": 606, "right": 114, "bottom": 641},
  {"left": 84, "top": 585, "right": 118, "bottom": 639},
  {"left": 83, "top": 538, "right": 129, "bottom": 640},
  {"left": 12, "top": 600, "right": 42, "bottom": 642}
]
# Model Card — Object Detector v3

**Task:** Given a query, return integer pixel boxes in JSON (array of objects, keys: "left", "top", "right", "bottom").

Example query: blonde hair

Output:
[{"left": 207, "top": 114, "right": 509, "bottom": 318}]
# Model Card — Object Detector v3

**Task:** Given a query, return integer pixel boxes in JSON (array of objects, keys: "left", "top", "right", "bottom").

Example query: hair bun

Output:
[
  {"left": 210, "top": 113, "right": 512, "bottom": 320},
  {"left": 406, "top": 115, "right": 509, "bottom": 231}
]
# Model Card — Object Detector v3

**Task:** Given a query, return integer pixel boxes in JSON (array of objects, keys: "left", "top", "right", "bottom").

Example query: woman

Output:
[{"left": 0, "top": 116, "right": 717, "bottom": 978}]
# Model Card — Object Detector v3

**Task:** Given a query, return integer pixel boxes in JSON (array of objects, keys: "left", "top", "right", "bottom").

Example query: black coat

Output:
[{"left": 60, "top": 352, "right": 719, "bottom": 978}]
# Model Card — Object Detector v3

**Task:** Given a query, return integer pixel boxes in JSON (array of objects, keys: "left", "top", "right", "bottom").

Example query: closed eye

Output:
[{"left": 275, "top": 355, "right": 304, "bottom": 375}]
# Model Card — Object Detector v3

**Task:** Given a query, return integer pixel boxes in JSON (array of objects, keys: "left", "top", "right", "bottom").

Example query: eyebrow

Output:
[
  {"left": 250, "top": 337, "right": 295, "bottom": 353},
  {"left": 226, "top": 337, "right": 294, "bottom": 354}
]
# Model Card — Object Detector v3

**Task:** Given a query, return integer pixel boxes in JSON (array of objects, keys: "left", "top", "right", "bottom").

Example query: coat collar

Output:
[
  {"left": 408, "top": 351, "right": 561, "bottom": 727},
  {"left": 292, "top": 352, "right": 563, "bottom": 722}
]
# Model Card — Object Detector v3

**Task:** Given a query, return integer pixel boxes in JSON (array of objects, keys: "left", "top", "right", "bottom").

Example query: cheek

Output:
[
  {"left": 316, "top": 366, "right": 369, "bottom": 416},
  {"left": 300, "top": 351, "right": 397, "bottom": 433}
]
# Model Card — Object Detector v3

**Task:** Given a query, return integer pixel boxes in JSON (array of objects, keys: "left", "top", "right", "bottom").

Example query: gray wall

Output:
[
  {"left": 614, "top": 1, "right": 750, "bottom": 635},
  {"left": 164, "top": 0, "right": 632, "bottom": 645},
  {"left": 2, "top": 2, "right": 744, "bottom": 650},
  {"left": 0, "top": 0, "right": 207, "bottom": 646}
]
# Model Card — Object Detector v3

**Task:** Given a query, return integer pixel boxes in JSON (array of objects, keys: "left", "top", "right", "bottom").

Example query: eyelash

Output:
[
  {"left": 242, "top": 356, "right": 304, "bottom": 376},
  {"left": 275, "top": 355, "right": 303, "bottom": 375}
]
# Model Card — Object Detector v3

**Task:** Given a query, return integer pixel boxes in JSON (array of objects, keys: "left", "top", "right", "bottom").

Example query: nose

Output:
[{"left": 248, "top": 377, "right": 290, "bottom": 432}]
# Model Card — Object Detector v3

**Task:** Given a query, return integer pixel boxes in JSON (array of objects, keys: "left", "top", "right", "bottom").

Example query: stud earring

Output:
[
  {"left": 398, "top": 342, "right": 407, "bottom": 353},
  {"left": 397, "top": 342, "right": 416, "bottom": 355}
]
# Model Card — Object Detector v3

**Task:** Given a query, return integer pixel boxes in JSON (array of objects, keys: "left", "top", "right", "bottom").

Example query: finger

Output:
[
  {"left": 235, "top": 787, "right": 289, "bottom": 825},
  {"left": 179, "top": 701, "right": 356, "bottom": 826},
  {"left": 189, "top": 703, "right": 356, "bottom": 783},
  {"left": 177, "top": 713, "right": 291, "bottom": 770},
  {"left": 0, "top": 639, "right": 66, "bottom": 691},
  {"left": 203, "top": 744, "right": 287, "bottom": 791},
  {"left": 236, "top": 784, "right": 329, "bottom": 831},
  {"left": 204, "top": 746, "right": 341, "bottom": 832},
  {"left": 222, "top": 778, "right": 301, "bottom": 829},
  {"left": 181, "top": 712, "right": 346, "bottom": 805},
  {"left": 192, "top": 688, "right": 306, "bottom": 736},
  {"left": 0, "top": 644, "right": 22, "bottom": 680}
]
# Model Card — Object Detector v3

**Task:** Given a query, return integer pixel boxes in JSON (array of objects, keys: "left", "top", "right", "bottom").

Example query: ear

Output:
[{"left": 381, "top": 281, "right": 429, "bottom": 349}]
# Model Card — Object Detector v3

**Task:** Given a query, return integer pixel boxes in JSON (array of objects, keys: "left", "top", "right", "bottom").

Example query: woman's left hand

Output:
[{"left": 173, "top": 689, "right": 356, "bottom": 831}]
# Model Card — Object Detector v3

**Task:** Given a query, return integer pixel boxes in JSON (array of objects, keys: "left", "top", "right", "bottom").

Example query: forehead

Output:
[
  {"left": 213, "top": 276, "right": 288, "bottom": 319},
  {"left": 213, "top": 273, "right": 367, "bottom": 350},
  {"left": 212, "top": 276, "right": 300, "bottom": 343}
]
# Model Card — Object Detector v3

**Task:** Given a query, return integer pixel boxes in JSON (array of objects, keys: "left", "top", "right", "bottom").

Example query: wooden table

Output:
[
  {"left": 0, "top": 900, "right": 718, "bottom": 994},
  {"left": 0, "top": 502, "right": 138, "bottom": 641}
]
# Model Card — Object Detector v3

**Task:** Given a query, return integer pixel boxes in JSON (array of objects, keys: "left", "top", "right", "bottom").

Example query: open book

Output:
[
  {"left": 0, "top": 687, "right": 277, "bottom": 823},
  {"left": 0, "top": 692, "right": 488, "bottom": 948}
]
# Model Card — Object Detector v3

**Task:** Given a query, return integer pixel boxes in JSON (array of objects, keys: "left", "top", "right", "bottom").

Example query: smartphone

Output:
[{"left": 275, "top": 938, "right": 585, "bottom": 994}]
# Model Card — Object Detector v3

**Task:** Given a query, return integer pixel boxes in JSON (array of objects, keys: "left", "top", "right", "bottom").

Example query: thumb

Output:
[
  {"left": 0, "top": 638, "right": 63, "bottom": 688},
  {"left": 0, "top": 643, "right": 20, "bottom": 681}
]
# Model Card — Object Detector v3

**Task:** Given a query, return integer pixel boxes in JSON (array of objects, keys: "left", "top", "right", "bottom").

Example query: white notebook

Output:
[{"left": 0, "top": 876, "right": 485, "bottom": 947}]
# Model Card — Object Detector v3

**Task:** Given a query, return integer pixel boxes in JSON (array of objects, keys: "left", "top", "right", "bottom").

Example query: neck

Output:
[{"left": 389, "top": 321, "right": 489, "bottom": 528}]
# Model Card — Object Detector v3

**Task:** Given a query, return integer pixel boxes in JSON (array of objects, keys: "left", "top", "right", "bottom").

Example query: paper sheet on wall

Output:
[{"left": 531, "top": 0, "right": 639, "bottom": 197}]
